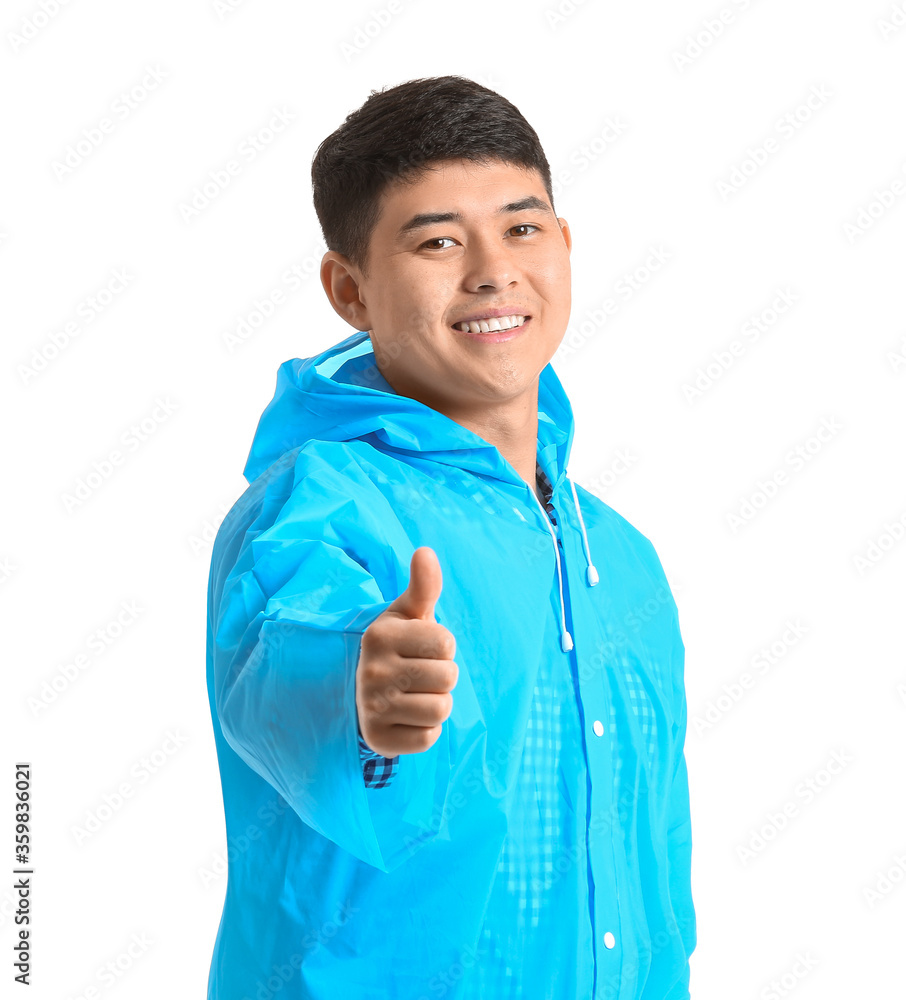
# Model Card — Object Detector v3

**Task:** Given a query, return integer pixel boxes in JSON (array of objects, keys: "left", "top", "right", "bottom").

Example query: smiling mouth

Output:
[{"left": 452, "top": 314, "right": 529, "bottom": 334}]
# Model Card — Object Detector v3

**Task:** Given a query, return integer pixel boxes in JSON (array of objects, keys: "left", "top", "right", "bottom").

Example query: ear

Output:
[
  {"left": 320, "top": 252, "right": 372, "bottom": 331},
  {"left": 557, "top": 217, "right": 572, "bottom": 254}
]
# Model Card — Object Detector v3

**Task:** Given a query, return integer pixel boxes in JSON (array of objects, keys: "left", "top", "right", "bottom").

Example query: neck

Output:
[
  {"left": 448, "top": 390, "right": 540, "bottom": 496},
  {"left": 377, "top": 366, "right": 541, "bottom": 495}
]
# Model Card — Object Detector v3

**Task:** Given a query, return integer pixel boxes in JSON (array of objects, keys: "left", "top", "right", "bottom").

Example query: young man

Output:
[{"left": 205, "top": 76, "right": 696, "bottom": 999}]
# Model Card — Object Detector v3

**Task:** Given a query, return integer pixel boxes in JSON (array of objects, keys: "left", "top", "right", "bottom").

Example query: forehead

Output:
[{"left": 375, "top": 158, "right": 551, "bottom": 237}]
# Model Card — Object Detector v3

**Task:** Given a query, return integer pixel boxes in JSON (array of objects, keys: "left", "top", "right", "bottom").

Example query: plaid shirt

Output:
[{"left": 358, "top": 460, "right": 557, "bottom": 788}]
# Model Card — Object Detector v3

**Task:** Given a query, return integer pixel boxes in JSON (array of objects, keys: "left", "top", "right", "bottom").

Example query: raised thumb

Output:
[{"left": 389, "top": 546, "right": 443, "bottom": 621}]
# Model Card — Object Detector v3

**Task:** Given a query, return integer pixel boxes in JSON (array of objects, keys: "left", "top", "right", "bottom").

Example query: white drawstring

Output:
[
  {"left": 570, "top": 479, "right": 600, "bottom": 587},
  {"left": 531, "top": 472, "right": 599, "bottom": 652}
]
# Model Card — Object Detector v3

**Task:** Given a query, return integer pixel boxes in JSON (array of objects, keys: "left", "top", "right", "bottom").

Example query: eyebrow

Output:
[{"left": 394, "top": 195, "right": 554, "bottom": 242}]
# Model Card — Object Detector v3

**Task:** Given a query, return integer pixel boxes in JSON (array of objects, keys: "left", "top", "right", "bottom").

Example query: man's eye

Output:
[
  {"left": 509, "top": 224, "right": 539, "bottom": 237},
  {"left": 420, "top": 237, "right": 456, "bottom": 250}
]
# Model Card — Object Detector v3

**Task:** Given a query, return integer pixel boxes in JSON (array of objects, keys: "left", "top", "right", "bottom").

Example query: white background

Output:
[{"left": 3, "top": 0, "right": 906, "bottom": 997}]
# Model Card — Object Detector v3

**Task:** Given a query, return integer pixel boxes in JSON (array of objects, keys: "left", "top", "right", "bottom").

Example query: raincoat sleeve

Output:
[
  {"left": 211, "top": 474, "right": 453, "bottom": 873},
  {"left": 663, "top": 644, "right": 696, "bottom": 999}
]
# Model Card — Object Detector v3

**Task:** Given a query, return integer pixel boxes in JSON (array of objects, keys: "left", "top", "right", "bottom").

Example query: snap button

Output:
[
  {"left": 603, "top": 931, "right": 616, "bottom": 949},
  {"left": 593, "top": 720, "right": 604, "bottom": 737}
]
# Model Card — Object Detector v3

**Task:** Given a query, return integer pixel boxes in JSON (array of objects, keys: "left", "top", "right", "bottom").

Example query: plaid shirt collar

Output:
[
  {"left": 536, "top": 460, "right": 557, "bottom": 520},
  {"left": 536, "top": 460, "right": 553, "bottom": 502}
]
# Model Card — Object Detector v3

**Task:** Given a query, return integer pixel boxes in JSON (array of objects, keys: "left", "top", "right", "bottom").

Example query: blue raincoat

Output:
[{"left": 205, "top": 329, "right": 696, "bottom": 999}]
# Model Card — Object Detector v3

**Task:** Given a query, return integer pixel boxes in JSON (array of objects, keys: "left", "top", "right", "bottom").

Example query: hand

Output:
[{"left": 355, "top": 547, "right": 458, "bottom": 759}]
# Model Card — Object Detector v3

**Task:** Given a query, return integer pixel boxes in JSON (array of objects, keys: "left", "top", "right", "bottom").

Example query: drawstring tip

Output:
[
  {"left": 568, "top": 477, "right": 599, "bottom": 590},
  {"left": 561, "top": 630, "right": 574, "bottom": 652}
]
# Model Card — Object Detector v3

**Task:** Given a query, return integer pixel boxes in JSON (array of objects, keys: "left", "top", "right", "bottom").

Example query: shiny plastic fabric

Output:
[{"left": 205, "top": 330, "right": 696, "bottom": 999}]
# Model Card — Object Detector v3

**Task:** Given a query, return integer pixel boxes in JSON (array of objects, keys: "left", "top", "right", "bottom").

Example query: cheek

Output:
[
  {"left": 381, "top": 300, "right": 446, "bottom": 359},
  {"left": 536, "top": 265, "right": 570, "bottom": 309},
  {"left": 533, "top": 245, "right": 570, "bottom": 283},
  {"left": 407, "top": 292, "right": 452, "bottom": 331}
]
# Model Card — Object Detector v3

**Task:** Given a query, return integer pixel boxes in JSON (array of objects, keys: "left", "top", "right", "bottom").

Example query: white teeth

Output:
[{"left": 455, "top": 314, "right": 525, "bottom": 334}]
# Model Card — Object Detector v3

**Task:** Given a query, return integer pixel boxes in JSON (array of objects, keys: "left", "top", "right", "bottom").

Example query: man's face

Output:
[{"left": 322, "top": 157, "right": 572, "bottom": 425}]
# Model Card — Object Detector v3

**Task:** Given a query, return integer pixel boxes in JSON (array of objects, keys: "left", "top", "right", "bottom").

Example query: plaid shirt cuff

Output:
[{"left": 357, "top": 720, "right": 399, "bottom": 789}]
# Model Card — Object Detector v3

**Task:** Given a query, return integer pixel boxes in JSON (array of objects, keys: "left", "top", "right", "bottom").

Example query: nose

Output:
[{"left": 462, "top": 234, "right": 519, "bottom": 292}]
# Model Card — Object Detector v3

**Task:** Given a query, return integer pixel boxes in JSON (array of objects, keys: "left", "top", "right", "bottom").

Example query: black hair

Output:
[{"left": 311, "top": 75, "right": 554, "bottom": 276}]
